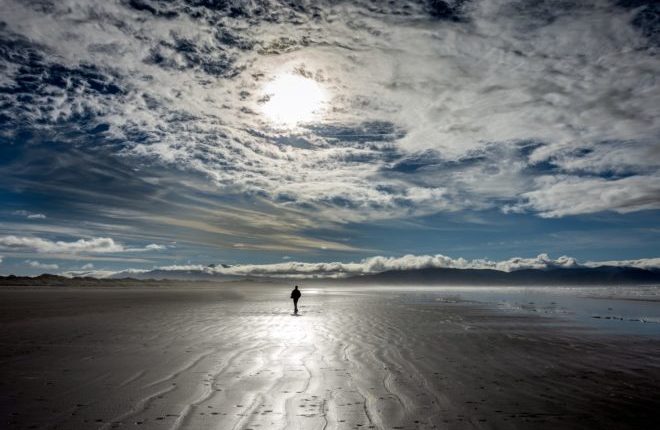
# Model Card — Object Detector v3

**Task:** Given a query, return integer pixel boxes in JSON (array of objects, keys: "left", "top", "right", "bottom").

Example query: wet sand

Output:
[{"left": 1, "top": 284, "right": 659, "bottom": 429}]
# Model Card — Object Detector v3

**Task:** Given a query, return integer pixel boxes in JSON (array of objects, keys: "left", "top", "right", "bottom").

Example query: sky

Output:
[{"left": 0, "top": 0, "right": 659, "bottom": 277}]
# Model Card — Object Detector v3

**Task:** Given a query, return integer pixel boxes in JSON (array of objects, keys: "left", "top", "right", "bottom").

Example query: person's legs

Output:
[{"left": 293, "top": 298, "right": 298, "bottom": 313}]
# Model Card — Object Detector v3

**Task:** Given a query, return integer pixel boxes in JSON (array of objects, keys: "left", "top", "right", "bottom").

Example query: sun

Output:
[{"left": 261, "top": 73, "right": 327, "bottom": 127}]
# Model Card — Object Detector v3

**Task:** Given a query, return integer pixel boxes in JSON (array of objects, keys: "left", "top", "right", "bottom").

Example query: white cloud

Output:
[
  {"left": 77, "top": 252, "right": 659, "bottom": 279},
  {"left": 25, "top": 260, "right": 59, "bottom": 271},
  {"left": 61, "top": 269, "right": 117, "bottom": 279},
  {"left": 585, "top": 257, "right": 660, "bottom": 270},
  {"left": 13, "top": 210, "right": 47, "bottom": 220},
  {"left": 0, "top": 235, "right": 165, "bottom": 255},
  {"left": 509, "top": 174, "right": 660, "bottom": 217},
  {"left": 0, "top": 0, "right": 657, "bottom": 223}
]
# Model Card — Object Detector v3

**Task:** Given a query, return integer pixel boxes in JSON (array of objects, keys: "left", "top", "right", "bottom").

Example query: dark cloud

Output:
[
  {"left": 426, "top": 0, "right": 468, "bottom": 21},
  {"left": 125, "top": 0, "right": 180, "bottom": 19},
  {"left": 618, "top": 0, "right": 660, "bottom": 47},
  {"left": 0, "top": 30, "right": 123, "bottom": 138},
  {"left": 306, "top": 121, "right": 405, "bottom": 145},
  {"left": 144, "top": 32, "right": 245, "bottom": 77}
]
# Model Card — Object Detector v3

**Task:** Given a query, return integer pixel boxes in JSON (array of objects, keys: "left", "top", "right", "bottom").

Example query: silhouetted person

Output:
[{"left": 290, "top": 285, "right": 301, "bottom": 314}]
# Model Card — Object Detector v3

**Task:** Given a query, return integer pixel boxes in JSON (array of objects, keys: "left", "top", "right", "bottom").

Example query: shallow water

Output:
[{"left": 367, "top": 285, "right": 660, "bottom": 336}]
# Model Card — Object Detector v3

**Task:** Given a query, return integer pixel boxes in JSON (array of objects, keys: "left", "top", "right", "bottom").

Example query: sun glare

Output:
[{"left": 261, "top": 73, "right": 327, "bottom": 127}]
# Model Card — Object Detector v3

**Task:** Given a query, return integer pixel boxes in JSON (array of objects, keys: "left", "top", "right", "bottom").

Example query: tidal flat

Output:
[{"left": 1, "top": 283, "right": 659, "bottom": 429}]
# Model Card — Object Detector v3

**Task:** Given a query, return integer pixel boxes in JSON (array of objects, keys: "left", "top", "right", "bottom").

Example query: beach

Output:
[{"left": 1, "top": 283, "right": 660, "bottom": 429}]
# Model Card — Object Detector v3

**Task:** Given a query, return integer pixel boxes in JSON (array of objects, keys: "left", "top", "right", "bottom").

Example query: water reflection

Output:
[{"left": 348, "top": 285, "right": 660, "bottom": 336}]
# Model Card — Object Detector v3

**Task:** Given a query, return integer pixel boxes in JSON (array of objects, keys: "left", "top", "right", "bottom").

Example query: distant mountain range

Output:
[
  {"left": 1, "top": 265, "right": 659, "bottom": 286},
  {"left": 0, "top": 274, "right": 168, "bottom": 287},
  {"left": 109, "top": 268, "right": 241, "bottom": 282}
]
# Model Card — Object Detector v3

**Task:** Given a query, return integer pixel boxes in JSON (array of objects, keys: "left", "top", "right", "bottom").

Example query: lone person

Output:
[{"left": 290, "top": 285, "right": 301, "bottom": 314}]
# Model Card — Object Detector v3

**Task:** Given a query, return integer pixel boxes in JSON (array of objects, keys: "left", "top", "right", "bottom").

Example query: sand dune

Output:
[{"left": 1, "top": 284, "right": 660, "bottom": 429}]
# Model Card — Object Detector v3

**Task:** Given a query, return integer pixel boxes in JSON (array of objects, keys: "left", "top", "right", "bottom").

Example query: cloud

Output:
[
  {"left": 75, "top": 252, "right": 660, "bottom": 279},
  {"left": 61, "top": 269, "right": 118, "bottom": 278},
  {"left": 508, "top": 174, "right": 660, "bottom": 217},
  {"left": 585, "top": 257, "right": 660, "bottom": 270},
  {"left": 13, "top": 211, "right": 47, "bottom": 220},
  {"left": 0, "top": 235, "right": 165, "bottom": 255},
  {"left": 201, "top": 253, "right": 582, "bottom": 278},
  {"left": 0, "top": 0, "right": 656, "bottom": 227},
  {"left": 25, "top": 260, "right": 59, "bottom": 271}
]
